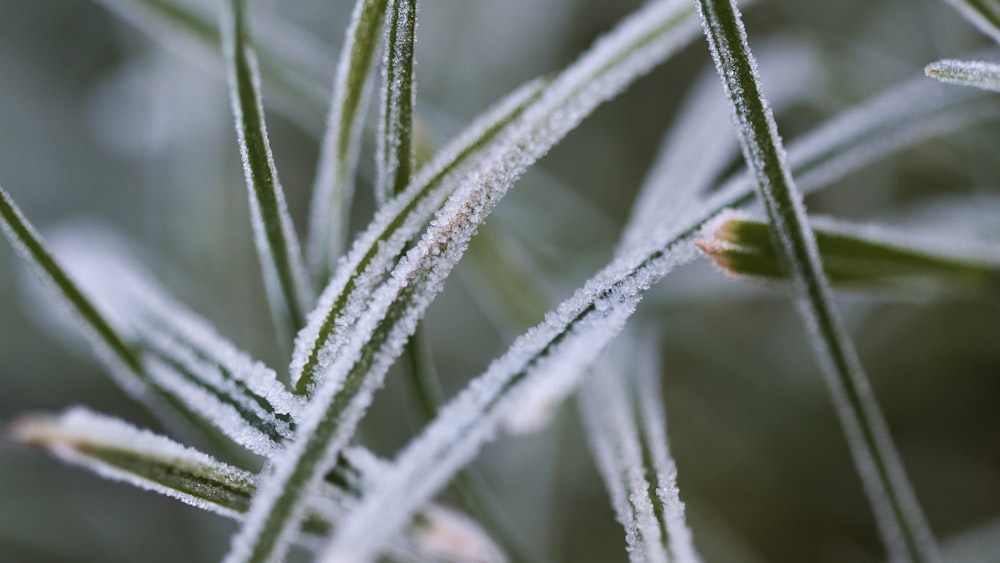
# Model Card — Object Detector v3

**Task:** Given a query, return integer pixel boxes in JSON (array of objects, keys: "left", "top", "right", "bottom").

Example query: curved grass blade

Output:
[
  {"left": 306, "top": 69, "right": 999, "bottom": 562},
  {"left": 694, "top": 0, "right": 939, "bottom": 560},
  {"left": 926, "top": 59, "right": 1000, "bottom": 92},
  {"left": 307, "top": 0, "right": 388, "bottom": 282},
  {"left": 91, "top": 0, "right": 332, "bottom": 128},
  {"left": 376, "top": 0, "right": 418, "bottom": 206},
  {"left": 697, "top": 210, "right": 1000, "bottom": 295},
  {"left": 579, "top": 332, "right": 699, "bottom": 563},
  {"left": 943, "top": 0, "right": 1000, "bottom": 45},
  {"left": 222, "top": 0, "right": 314, "bottom": 340}
]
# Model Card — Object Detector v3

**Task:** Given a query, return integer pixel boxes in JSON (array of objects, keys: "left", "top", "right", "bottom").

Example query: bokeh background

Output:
[{"left": 1, "top": 0, "right": 1000, "bottom": 561}]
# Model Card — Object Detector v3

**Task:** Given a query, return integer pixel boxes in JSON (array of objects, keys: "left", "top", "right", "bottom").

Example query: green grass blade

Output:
[
  {"left": 943, "top": 0, "right": 1000, "bottom": 45},
  {"left": 697, "top": 210, "right": 1000, "bottom": 294},
  {"left": 11, "top": 407, "right": 259, "bottom": 520},
  {"left": 926, "top": 59, "right": 1000, "bottom": 92},
  {"left": 222, "top": 0, "right": 314, "bottom": 340},
  {"left": 694, "top": 0, "right": 939, "bottom": 560},
  {"left": 376, "top": 0, "right": 418, "bottom": 205},
  {"left": 307, "top": 0, "right": 388, "bottom": 282},
  {"left": 92, "top": 0, "right": 331, "bottom": 128}
]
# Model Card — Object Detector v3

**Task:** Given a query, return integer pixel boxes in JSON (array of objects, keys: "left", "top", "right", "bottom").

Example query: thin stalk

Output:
[
  {"left": 694, "top": 0, "right": 939, "bottom": 560},
  {"left": 223, "top": 0, "right": 314, "bottom": 341}
]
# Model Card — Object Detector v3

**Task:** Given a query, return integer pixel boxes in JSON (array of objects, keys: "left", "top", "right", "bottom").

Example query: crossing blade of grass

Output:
[
  {"left": 222, "top": 0, "right": 314, "bottom": 342},
  {"left": 92, "top": 0, "right": 332, "bottom": 128},
  {"left": 579, "top": 332, "right": 699, "bottom": 563},
  {"left": 307, "top": 0, "right": 387, "bottom": 282},
  {"left": 926, "top": 59, "right": 1000, "bottom": 92},
  {"left": 943, "top": 0, "right": 1000, "bottom": 45},
  {"left": 694, "top": 0, "right": 939, "bottom": 560},
  {"left": 697, "top": 210, "right": 1000, "bottom": 295},
  {"left": 306, "top": 64, "right": 997, "bottom": 562},
  {"left": 227, "top": 2, "right": 703, "bottom": 561},
  {"left": 375, "top": 0, "right": 418, "bottom": 206}
]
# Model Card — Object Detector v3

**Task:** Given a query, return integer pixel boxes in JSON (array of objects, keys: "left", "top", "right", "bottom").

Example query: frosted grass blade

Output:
[
  {"left": 92, "top": 0, "right": 332, "bottom": 127},
  {"left": 223, "top": 0, "right": 314, "bottom": 339},
  {"left": 694, "top": 0, "right": 938, "bottom": 560},
  {"left": 579, "top": 333, "right": 699, "bottom": 563},
  {"left": 943, "top": 0, "right": 1000, "bottom": 45},
  {"left": 375, "top": 0, "right": 418, "bottom": 205},
  {"left": 309, "top": 63, "right": 1000, "bottom": 563},
  {"left": 11, "top": 407, "right": 259, "bottom": 520},
  {"left": 697, "top": 210, "right": 1000, "bottom": 294},
  {"left": 307, "top": 0, "right": 387, "bottom": 282},
  {"left": 926, "top": 59, "right": 1000, "bottom": 92}
]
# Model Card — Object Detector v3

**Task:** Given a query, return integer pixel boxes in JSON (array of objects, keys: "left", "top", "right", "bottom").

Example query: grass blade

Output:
[
  {"left": 307, "top": 0, "right": 388, "bottom": 281},
  {"left": 943, "top": 0, "right": 1000, "bottom": 45},
  {"left": 375, "top": 0, "right": 418, "bottom": 205},
  {"left": 926, "top": 58, "right": 1000, "bottom": 92},
  {"left": 579, "top": 332, "right": 699, "bottom": 563},
  {"left": 11, "top": 407, "right": 259, "bottom": 520},
  {"left": 697, "top": 210, "right": 1000, "bottom": 295},
  {"left": 222, "top": 0, "right": 314, "bottom": 340},
  {"left": 91, "top": 0, "right": 332, "bottom": 128},
  {"left": 306, "top": 67, "right": 996, "bottom": 562},
  {"left": 694, "top": 0, "right": 938, "bottom": 560}
]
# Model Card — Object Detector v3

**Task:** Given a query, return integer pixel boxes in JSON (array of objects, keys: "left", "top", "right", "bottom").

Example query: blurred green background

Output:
[{"left": 1, "top": 0, "right": 1000, "bottom": 561}]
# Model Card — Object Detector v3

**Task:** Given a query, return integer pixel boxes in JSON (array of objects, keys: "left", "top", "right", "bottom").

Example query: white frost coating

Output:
[
  {"left": 695, "top": 0, "right": 939, "bottom": 561},
  {"left": 943, "top": 0, "right": 1000, "bottom": 45},
  {"left": 926, "top": 59, "right": 1000, "bottom": 93},
  {"left": 222, "top": 2, "right": 314, "bottom": 335},
  {"left": 10, "top": 407, "right": 255, "bottom": 519},
  {"left": 621, "top": 39, "right": 818, "bottom": 251},
  {"left": 580, "top": 341, "right": 667, "bottom": 563},
  {"left": 632, "top": 335, "right": 700, "bottom": 563},
  {"left": 291, "top": 77, "right": 547, "bottom": 392},
  {"left": 308, "top": 0, "right": 384, "bottom": 274},
  {"left": 375, "top": 0, "right": 417, "bottom": 206}
]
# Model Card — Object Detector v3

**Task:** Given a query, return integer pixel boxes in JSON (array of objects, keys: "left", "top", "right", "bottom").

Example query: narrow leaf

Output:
[
  {"left": 376, "top": 0, "right": 418, "bottom": 205},
  {"left": 943, "top": 0, "right": 1000, "bottom": 45},
  {"left": 307, "top": 0, "right": 388, "bottom": 281},
  {"left": 579, "top": 333, "right": 699, "bottom": 563},
  {"left": 926, "top": 58, "right": 1000, "bottom": 92},
  {"left": 694, "top": 0, "right": 938, "bottom": 560},
  {"left": 227, "top": 3, "right": 703, "bottom": 562},
  {"left": 307, "top": 69, "right": 997, "bottom": 562},
  {"left": 222, "top": 0, "right": 315, "bottom": 339},
  {"left": 92, "top": 0, "right": 332, "bottom": 128},
  {"left": 11, "top": 407, "right": 258, "bottom": 520},
  {"left": 697, "top": 209, "right": 1000, "bottom": 295}
]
